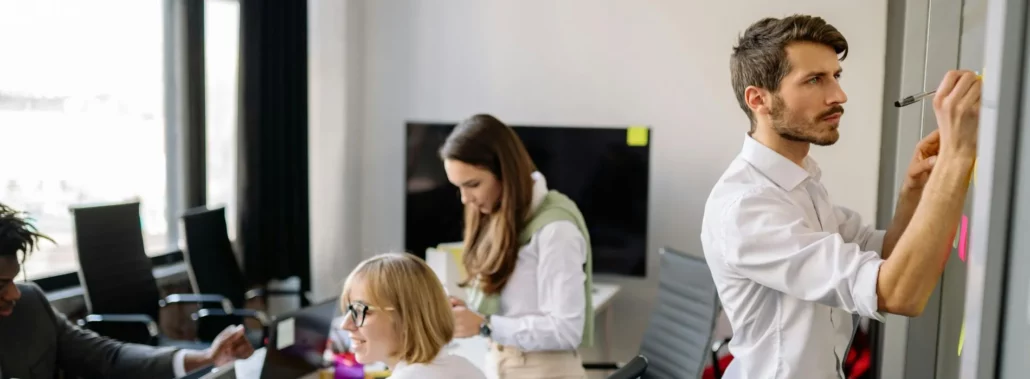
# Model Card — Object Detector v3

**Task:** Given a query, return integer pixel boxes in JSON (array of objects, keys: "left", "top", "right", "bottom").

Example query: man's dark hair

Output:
[
  {"left": 730, "top": 14, "right": 849, "bottom": 125},
  {"left": 0, "top": 203, "right": 54, "bottom": 263}
]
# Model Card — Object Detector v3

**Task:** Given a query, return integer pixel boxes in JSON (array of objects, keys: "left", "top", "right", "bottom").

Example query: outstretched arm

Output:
[
  {"left": 43, "top": 297, "right": 178, "bottom": 378},
  {"left": 877, "top": 69, "right": 980, "bottom": 316},
  {"left": 883, "top": 130, "right": 943, "bottom": 259}
]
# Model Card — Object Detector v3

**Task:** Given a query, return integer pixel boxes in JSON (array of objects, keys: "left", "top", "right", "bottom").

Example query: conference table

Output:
[{"left": 209, "top": 282, "right": 621, "bottom": 378}]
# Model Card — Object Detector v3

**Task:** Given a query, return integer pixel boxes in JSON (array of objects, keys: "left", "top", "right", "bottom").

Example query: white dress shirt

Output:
[
  {"left": 172, "top": 349, "right": 189, "bottom": 377},
  {"left": 488, "top": 172, "right": 588, "bottom": 352},
  {"left": 700, "top": 134, "right": 887, "bottom": 379},
  {"left": 390, "top": 353, "right": 487, "bottom": 379}
]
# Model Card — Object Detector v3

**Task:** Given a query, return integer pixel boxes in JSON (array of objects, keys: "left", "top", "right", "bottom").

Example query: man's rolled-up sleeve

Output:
[
  {"left": 719, "top": 190, "right": 886, "bottom": 322},
  {"left": 834, "top": 205, "right": 887, "bottom": 255}
]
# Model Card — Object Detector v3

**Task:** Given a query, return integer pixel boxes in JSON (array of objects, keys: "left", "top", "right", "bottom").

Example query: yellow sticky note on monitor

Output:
[{"left": 627, "top": 126, "right": 649, "bottom": 146}]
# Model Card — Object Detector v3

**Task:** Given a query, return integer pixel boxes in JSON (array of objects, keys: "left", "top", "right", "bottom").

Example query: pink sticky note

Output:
[{"left": 958, "top": 215, "right": 969, "bottom": 262}]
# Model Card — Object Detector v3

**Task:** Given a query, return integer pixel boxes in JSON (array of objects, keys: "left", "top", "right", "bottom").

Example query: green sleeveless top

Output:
[{"left": 464, "top": 190, "right": 595, "bottom": 348}]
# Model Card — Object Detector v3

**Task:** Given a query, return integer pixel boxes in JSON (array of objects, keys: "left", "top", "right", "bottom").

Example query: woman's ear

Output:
[{"left": 393, "top": 320, "right": 407, "bottom": 355}]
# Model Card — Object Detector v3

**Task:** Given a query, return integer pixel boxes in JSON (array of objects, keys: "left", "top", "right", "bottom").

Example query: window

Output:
[
  {"left": 0, "top": 0, "right": 172, "bottom": 279},
  {"left": 205, "top": 0, "right": 240, "bottom": 239}
]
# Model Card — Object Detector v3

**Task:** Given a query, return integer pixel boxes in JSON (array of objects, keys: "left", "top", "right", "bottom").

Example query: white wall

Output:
[
  {"left": 309, "top": 0, "right": 366, "bottom": 300},
  {"left": 312, "top": 0, "right": 888, "bottom": 362}
]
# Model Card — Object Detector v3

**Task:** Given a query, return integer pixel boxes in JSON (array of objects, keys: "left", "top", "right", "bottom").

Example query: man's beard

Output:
[{"left": 769, "top": 96, "right": 844, "bottom": 146}]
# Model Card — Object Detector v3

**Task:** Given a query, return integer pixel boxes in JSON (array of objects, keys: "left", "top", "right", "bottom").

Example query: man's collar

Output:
[{"left": 739, "top": 133, "right": 820, "bottom": 190}]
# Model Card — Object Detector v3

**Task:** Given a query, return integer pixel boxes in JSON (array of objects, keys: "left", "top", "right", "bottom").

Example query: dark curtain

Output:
[{"left": 237, "top": 0, "right": 309, "bottom": 293}]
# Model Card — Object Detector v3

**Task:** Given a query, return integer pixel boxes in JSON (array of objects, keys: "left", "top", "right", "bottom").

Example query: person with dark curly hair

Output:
[{"left": 0, "top": 203, "right": 254, "bottom": 379}]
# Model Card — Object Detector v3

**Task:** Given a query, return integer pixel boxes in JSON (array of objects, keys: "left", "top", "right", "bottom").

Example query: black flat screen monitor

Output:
[
  {"left": 405, "top": 122, "right": 650, "bottom": 277},
  {"left": 262, "top": 299, "right": 341, "bottom": 379}
]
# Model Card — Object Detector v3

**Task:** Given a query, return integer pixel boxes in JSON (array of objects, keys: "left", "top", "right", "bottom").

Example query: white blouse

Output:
[
  {"left": 390, "top": 353, "right": 485, "bottom": 379},
  {"left": 488, "top": 172, "right": 588, "bottom": 352}
]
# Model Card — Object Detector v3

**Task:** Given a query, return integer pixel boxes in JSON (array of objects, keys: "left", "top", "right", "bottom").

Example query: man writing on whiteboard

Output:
[{"left": 700, "top": 14, "right": 980, "bottom": 379}]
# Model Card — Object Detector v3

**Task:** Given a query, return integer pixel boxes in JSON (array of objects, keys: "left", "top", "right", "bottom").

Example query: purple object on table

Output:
[{"left": 335, "top": 357, "right": 365, "bottom": 379}]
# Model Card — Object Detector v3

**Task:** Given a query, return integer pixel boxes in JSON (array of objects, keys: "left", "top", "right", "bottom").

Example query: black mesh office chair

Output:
[
  {"left": 180, "top": 205, "right": 278, "bottom": 345},
  {"left": 585, "top": 246, "right": 722, "bottom": 379},
  {"left": 606, "top": 355, "right": 648, "bottom": 379},
  {"left": 71, "top": 201, "right": 235, "bottom": 346}
]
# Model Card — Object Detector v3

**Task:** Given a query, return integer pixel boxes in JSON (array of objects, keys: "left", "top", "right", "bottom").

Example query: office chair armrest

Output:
[
  {"left": 192, "top": 308, "right": 269, "bottom": 346},
  {"left": 244, "top": 288, "right": 264, "bottom": 301},
  {"left": 77, "top": 313, "right": 160, "bottom": 333},
  {"left": 160, "top": 293, "right": 234, "bottom": 313},
  {"left": 582, "top": 362, "right": 621, "bottom": 370},
  {"left": 226, "top": 308, "right": 268, "bottom": 324},
  {"left": 76, "top": 313, "right": 160, "bottom": 343},
  {"left": 244, "top": 288, "right": 304, "bottom": 300},
  {"left": 711, "top": 337, "right": 732, "bottom": 378},
  {"left": 193, "top": 308, "right": 270, "bottom": 326},
  {"left": 245, "top": 288, "right": 316, "bottom": 307},
  {"left": 712, "top": 337, "right": 731, "bottom": 353},
  {"left": 608, "top": 355, "right": 649, "bottom": 378},
  {"left": 245, "top": 288, "right": 313, "bottom": 299}
]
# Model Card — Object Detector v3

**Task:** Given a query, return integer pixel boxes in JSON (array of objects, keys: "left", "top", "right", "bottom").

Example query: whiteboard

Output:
[{"left": 936, "top": 1, "right": 988, "bottom": 377}]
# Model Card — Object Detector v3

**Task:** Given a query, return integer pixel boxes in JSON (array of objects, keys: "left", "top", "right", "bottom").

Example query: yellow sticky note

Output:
[
  {"left": 958, "top": 322, "right": 966, "bottom": 356},
  {"left": 627, "top": 126, "right": 649, "bottom": 146},
  {"left": 437, "top": 242, "right": 467, "bottom": 278}
]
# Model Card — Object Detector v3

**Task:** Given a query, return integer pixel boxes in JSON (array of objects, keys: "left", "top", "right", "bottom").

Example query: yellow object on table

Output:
[
  {"left": 437, "top": 242, "right": 467, "bottom": 278},
  {"left": 315, "top": 367, "right": 392, "bottom": 378}
]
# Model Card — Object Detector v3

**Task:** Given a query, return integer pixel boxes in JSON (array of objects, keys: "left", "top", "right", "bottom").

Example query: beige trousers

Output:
[{"left": 485, "top": 343, "right": 587, "bottom": 379}]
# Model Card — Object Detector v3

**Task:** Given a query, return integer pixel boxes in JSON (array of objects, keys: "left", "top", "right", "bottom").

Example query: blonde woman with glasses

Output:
[{"left": 339, "top": 252, "right": 485, "bottom": 379}]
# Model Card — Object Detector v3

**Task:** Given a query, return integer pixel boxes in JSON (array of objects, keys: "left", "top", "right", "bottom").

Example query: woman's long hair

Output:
[{"left": 438, "top": 114, "right": 536, "bottom": 295}]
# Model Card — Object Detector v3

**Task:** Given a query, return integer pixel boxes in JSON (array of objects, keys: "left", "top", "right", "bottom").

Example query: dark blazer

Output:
[{"left": 0, "top": 282, "right": 179, "bottom": 379}]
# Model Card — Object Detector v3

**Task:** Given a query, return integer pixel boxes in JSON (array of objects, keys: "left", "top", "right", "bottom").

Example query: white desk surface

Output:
[
  {"left": 219, "top": 283, "right": 622, "bottom": 378},
  {"left": 592, "top": 282, "right": 620, "bottom": 312}
]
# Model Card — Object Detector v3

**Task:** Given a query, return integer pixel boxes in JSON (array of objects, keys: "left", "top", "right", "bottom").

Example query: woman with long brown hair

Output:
[{"left": 440, "top": 114, "right": 593, "bottom": 379}]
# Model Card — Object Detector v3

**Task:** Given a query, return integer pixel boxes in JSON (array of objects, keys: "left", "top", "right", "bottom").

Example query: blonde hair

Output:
[{"left": 339, "top": 252, "right": 454, "bottom": 364}]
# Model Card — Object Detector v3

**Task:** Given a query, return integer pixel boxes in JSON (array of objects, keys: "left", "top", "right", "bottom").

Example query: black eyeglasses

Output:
[{"left": 344, "top": 302, "right": 395, "bottom": 327}]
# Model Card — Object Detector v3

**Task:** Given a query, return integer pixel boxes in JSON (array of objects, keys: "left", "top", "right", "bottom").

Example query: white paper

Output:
[
  {"left": 277, "top": 317, "right": 295, "bottom": 350},
  {"left": 233, "top": 347, "right": 266, "bottom": 378}
]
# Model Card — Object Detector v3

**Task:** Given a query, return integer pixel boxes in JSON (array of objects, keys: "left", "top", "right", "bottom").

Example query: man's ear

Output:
[{"left": 744, "top": 86, "right": 770, "bottom": 117}]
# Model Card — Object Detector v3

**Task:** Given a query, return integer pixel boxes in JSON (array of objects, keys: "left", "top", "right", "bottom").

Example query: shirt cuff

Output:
[
  {"left": 865, "top": 230, "right": 888, "bottom": 256},
  {"left": 487, "top": 315, "right": 520, "bottom": 347},
  {"left": 173, "top": 349, "right": 189, "bottom": 377},
  {"left": 855, "top": 258, "right": 887, "bottom": 323}
]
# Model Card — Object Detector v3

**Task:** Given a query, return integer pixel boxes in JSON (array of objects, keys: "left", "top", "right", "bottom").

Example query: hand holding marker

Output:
[{"left": 895, "top": 70, "right": 984, "bottom": 107}]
